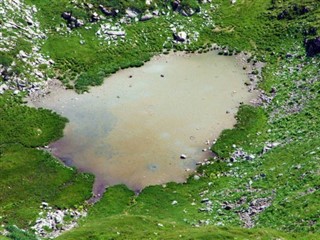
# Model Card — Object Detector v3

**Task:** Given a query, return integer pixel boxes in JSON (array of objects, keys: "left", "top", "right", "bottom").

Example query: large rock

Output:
[
  {"left": 99, "top": 5, "right": 117, "bottom": 16},
  {"left": 90, "top": 12, "right": 100, "bottom": 22},
  {"left": 172, "top": 0, "right": 181, "bottom": 11},
  {"left": 141, "top": 13, "right": 153, "bottom": 21},
  {"left": 126, "top": 9, "right": 139, "bottom": 18},
  {"left": 0, "top": 84, "right": 9, "bottom": 94},
  {"left": 305, "top": 37, "right": 320, "bottom": 57},
  {"left": 173, "top": 31, "right": 188, "bottom": 42},
  {"left": 105, "top": 30, "right": 126, "bottom": 36},
  {"left": 61, "top": 12, "right": 71, "bottom": 20}
]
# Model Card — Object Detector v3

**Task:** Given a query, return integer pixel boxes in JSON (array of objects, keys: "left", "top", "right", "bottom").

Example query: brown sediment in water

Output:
[{"left": 28, "top": 51, "right": 258, "bottom": 195}]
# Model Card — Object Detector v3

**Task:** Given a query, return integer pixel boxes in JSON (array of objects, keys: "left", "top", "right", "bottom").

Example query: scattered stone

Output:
[
  {"left": 180, "top": 154, "right": 187, "bottom": 159},
  {"left": 171, "top": 200, "right": 178, "bottom": 205},
  {"left": 238, "top": 197, "right": 272, "bottom": 228}
]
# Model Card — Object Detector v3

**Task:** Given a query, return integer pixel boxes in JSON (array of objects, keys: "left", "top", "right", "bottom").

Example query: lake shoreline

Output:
[{"left": 27, "top": 49, "right": 263, "bottom": 199}]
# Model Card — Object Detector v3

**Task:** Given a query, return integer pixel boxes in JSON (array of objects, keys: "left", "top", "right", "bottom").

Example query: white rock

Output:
[
  {"left": 171, "top": 200, "right": 178, "bottom": 205},
  {"left": 141, "top": 13, "right": 153, "bottom": 21},
  {"left": 105, "top": 30, "right": 126, "bottom": 36},
  {"left": 180, "top": 154, "right": 187, "bottom": 159},
  {"left": 34, "top": 69, "right": 44, "bottom": 78},
  {"left": 174, "top": 31, "right": 188, "bottom": 42},
  {"left": 19, "top": 50, "right": 28, "bottom": 58},
  {"left": 126, "top": 9, "right": 138, "bottom": 18}
]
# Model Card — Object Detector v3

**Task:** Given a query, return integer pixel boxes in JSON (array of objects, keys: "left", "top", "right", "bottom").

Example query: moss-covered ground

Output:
[{"left": 1, "top": 0, "right": 320, "bottom": 239}]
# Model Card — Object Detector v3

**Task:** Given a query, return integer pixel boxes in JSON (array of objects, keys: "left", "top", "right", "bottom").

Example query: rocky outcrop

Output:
[
  {"left": 305, "top": 37, "right": 320, "bottom": 57},
  {"left": 0, "top": 0, "right": 54, "bottom": 96},
  {"left": 31, "top": 202, "right": 87, "bottom": 239},
  {"left": 96, "top": 23, "right": 126, "bottom": 42},
  {"left": 61, "top": 11, "right": 84, "bottom": 29},
  {"left": 171, "top": 0, "right": 199, "bottom": 17}
]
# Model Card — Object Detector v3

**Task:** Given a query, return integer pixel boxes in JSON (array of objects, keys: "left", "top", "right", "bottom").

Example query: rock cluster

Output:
[
  {"left": 198, "top": 188, "right": 273, "bottom": 228},
  {"left": 61, "top": 12, "right": 85, "bottom": 29},
  {"left": 172, "top": 0, "right": 199, "bottom": 17},
  {"left": 229, "top": 146, "right": 256, "bottom": 163},
  {"left": 96, "top": 23, "right": 126, "bottom": 43},
  {"left": 238, "top": 197, "right": 272, "bottom": 228},
  {"left": 31, "top": 202, "right": 87, "bottom": 239},
  {"left": 0, "top": 0, "right": 54, "bottom": 96}
]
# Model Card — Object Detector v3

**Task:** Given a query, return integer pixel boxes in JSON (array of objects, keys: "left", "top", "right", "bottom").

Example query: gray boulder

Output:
[
  {"left": 174, "top": 31, "right": 188, "bottom": 42},
  {"left": 126, "top": 9, "right": 139, "bottom": 18}
]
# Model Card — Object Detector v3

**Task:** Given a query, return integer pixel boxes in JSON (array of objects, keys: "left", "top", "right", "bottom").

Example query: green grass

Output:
[
  {"left": 211, "top": 105, "right": 268, "bottom": 158},
  {"left": 0, "top": 94, "right": 93, "bottom": 228},
  {"left": 59, "top": 215, "right": 313, "bottom": 240},
  {"left": 0, "top": 94, "right": 67, "bottom": 147},
  {"left": 4, "top": 225, "right": 37, "bottom": 240},
  {"left": 54, "top": 0, "right": 320, "bottom": 238},
  {"left": 2, "top": 0, "right": 320, "bottom": 239},
  {"left": 0, "top": 144, "right": 93, "bottom": 227}
]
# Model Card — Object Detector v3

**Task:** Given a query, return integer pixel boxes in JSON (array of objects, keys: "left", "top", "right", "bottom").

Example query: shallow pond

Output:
[{"left": 30, "top": 51, "right": 256, "bottom": 193}]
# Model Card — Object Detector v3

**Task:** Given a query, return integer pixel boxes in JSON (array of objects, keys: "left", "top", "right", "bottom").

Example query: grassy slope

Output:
[
  {"left": 58, "top": 186, "right": 313, "bottom": 240},
  {"left": 27, "top": 0, "right": 217, "bottom": 92},
  {"left": 2, "top": 0, "right": 320, "bottom": 239},
  {"left": 0, "top": 93, "right": 94, "bottom": 230},
  {"left": 56, "top": 0, "right": 320, "bottom": 239}
]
